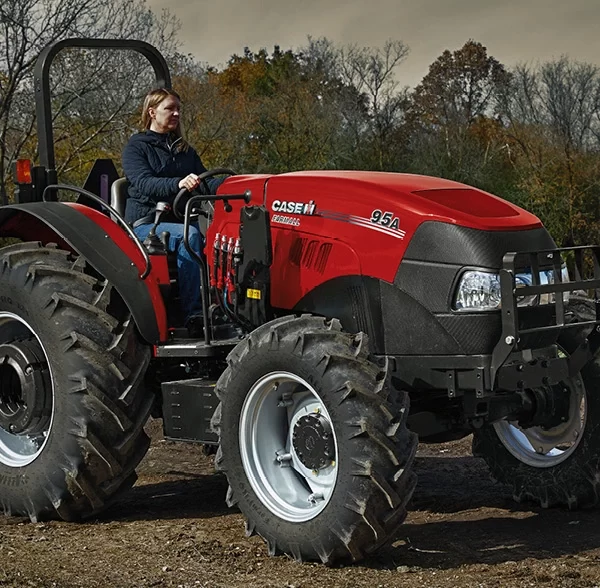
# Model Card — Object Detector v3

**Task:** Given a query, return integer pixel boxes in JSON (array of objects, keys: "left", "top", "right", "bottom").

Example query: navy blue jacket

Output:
[{"left": 122, "top": 130, "right": 218, "bottom": 224}]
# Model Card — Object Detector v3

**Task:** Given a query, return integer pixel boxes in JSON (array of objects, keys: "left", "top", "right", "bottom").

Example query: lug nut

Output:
[{"left": 307, "top": 492, "right": 324, "bottom": 504}]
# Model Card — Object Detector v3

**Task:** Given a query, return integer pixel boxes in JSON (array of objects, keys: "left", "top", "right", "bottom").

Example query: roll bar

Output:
[{"left": 33, "top": 38, "right": 172, "bottom": 192}]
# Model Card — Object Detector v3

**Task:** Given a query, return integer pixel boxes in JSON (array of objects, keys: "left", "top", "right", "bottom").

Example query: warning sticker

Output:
[{"left": 247, "top": 288, "right": 262, "bottom": 300}]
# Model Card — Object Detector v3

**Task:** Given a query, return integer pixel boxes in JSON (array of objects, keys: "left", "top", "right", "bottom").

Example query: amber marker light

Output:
[{"left": 15, "top": 159, "right": 32, "bottom": 184}]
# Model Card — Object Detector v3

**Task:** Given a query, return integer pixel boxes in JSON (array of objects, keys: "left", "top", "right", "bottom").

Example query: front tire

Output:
[
  {"left": 212, "top": 315, "right": 417, "bottom": 564},
  {"left": 473, "top": 313, "right": 600, "bottom": 509},
  {"left": 0, "top": 242, "right": 152, "bottom": 521}
]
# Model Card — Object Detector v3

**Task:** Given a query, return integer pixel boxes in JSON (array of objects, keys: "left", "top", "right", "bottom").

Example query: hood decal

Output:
[{"left": 318, "top": 209, "right": 405, "bottom": 240}]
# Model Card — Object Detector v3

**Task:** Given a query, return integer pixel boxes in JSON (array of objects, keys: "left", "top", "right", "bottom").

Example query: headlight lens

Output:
[
  {"left": 454, "top": 271, "right": 501, "bottom": 311},
  {"left": 453, "top": 266, "right": 570, "bottom": 311}
]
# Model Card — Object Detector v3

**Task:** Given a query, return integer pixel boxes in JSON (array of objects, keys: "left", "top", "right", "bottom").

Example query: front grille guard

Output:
[{"left": 490, "top": 245, "right": 600, "bottom": 387}]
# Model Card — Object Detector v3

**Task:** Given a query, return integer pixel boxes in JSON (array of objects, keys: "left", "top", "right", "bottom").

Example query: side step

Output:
[
  {"left": 155, "top": 336, "right": 240, "bottom": 358},
  {"left": 162, "top": 378, "right": 219, "bottom": 445}
]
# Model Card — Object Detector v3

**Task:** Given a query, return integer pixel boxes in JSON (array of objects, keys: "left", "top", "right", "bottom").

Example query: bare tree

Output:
[
  {"left": 0, "top": 0, "right": 180, "bottom": 203},
  {"left": 501, "top": 58, "right": 600, "bottom": 152},
  {"left": 304, "top": 37, "right": 410, "bottom": 170},
  {"left": 337, "top": 40, "right": 410, "bottom": 170},
  {"left": 301, "top": 37, "right": 367, "bottom": 169},
  {"left": 498, "top": 57, "right": 600, "bottom": 245}
]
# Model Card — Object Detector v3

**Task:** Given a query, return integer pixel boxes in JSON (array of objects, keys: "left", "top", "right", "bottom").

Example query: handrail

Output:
[{"left": 182, "top": 192, "right": 251, "bottom": 346}]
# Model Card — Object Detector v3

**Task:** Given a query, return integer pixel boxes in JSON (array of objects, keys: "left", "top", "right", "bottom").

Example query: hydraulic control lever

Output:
[
  {"left": 143, "top": 202, "right": 172, "bottom": 254},
  {"left": 149, "top": 202, "right": 172, "bottom": 237}
]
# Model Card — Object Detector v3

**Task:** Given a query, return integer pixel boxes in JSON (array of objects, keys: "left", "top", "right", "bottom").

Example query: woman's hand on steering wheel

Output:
[
  {"left": 178, "top": 173, "right": 202, "bottom": 192},
  {"left": 172, "top": 167, "right": 237, "bottom": 221}
]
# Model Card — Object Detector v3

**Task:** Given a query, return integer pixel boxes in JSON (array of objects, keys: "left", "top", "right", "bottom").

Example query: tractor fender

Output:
[{"left": 0, "top": 202, "right": 167, "bottom": 343}]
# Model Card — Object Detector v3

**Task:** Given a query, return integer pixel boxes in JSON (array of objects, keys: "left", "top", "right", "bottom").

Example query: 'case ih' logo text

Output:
[{"left": 272, "top": 200, "right": 316, "bottom": 215}]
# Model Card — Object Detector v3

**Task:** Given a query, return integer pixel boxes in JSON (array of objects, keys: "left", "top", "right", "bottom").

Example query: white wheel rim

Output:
[
  {"left": 494, "top": 373, "right": 586, "bottom": 468},
  {"left": 239, "top": 371, "right": 338, "bottom": 522},
  {"left": 0, "top": 312, "right": 54, "bottom": 467}
]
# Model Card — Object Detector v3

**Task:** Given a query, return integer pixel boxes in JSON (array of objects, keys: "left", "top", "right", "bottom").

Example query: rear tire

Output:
[
  {"left": 0, "top": 242, "right": 152, "bottom": 521},
  {"left": 212, "top": 315, "right": 417, "bottom": 564}
]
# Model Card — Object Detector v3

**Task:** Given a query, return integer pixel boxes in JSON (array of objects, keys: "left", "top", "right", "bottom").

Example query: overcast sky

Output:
[{"left": 146, "top": 0, "right": 600, "bottom": 88}]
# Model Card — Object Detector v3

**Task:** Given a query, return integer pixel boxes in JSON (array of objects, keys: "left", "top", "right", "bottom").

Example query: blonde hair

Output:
[{"left": 141, "top": 87, "right": 188, "bottom": 151}]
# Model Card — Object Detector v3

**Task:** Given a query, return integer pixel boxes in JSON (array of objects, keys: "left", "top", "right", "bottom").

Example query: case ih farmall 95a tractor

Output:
[{"left": 0, "top": 38, "right": 599, "bottom": 565}]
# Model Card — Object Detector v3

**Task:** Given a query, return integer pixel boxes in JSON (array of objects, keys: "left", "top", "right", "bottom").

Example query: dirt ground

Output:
[{"left": 1, "top": 421, "right": 600, "bottom": 588}]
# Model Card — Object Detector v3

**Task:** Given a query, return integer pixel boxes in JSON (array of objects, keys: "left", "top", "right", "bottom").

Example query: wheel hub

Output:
[
  {"left": 0, "top": 339, "right": 51, "bottom": 436},
  {"left": 292, "top": 412, "right": 335, "bottom": 470},
  {"left": 518, "top": 383, "right": 572, "bottom": 430}
]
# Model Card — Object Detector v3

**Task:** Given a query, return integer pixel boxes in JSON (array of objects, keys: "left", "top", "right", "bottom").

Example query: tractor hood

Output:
[
  {"left": 263, "top": 171, "right": 541, "bottom": 232},
  {"left": 212, "top": 170, "right": 547, "bottom": 299}
]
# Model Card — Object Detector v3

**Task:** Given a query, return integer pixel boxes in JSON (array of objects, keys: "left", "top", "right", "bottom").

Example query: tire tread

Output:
[{"left": 0, "top": 243, "right": 151, "bottom": 521}]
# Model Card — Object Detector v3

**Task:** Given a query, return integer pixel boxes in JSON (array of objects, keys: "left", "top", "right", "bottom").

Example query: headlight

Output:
[
  {"left": 453, "top": 266, "right": 570, "bottom": 312},
  {"left": 453, "top": 271, "right": 501, "bottom": 311}
]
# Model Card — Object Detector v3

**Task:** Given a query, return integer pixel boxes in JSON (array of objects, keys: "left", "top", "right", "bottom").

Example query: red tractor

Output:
[{"left": 0, "top": 38, "right": 599, "bottom": 565}]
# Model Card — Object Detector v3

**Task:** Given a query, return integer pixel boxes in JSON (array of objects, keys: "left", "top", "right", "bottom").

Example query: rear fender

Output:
[{"left": 0, "top": 202, "right": 167, "bottom": 343}]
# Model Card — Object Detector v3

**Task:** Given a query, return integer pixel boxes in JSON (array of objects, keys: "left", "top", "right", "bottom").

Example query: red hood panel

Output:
[{"left": 268, "top": 171, "right": 541, "bottom": 230}]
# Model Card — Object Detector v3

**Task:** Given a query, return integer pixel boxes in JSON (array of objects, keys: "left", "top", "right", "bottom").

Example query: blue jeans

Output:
[{"left": 134, "top": 222, "right": 203, "bottom": 323}]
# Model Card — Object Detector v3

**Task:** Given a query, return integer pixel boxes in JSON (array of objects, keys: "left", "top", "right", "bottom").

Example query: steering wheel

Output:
[{"left": 172, "top": 168, "right": 237, "bottom": 221}]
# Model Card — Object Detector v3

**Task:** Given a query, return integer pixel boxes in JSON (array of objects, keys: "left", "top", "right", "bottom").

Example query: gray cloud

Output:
[{"left": 147, "top": 0, "right": 600, "bottom": 87}]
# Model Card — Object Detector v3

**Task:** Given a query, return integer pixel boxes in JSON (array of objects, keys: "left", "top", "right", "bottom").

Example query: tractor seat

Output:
[
  {"left": 111, "top": 176, "right": 181, "bottom": 317},
  {"left": 110, "top": 177, "right": 129, "bottom": 218}
]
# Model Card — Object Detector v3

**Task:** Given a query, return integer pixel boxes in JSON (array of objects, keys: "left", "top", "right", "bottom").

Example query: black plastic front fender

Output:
[{"left": 0, "top": 202, "right": 160, "bottom": 343}]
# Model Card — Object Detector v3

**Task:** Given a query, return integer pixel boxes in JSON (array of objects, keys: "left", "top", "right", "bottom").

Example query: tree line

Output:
[{"left": 1, "top": 0, "right": 599, "bottom": 247}]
